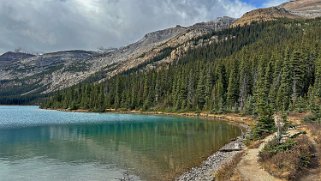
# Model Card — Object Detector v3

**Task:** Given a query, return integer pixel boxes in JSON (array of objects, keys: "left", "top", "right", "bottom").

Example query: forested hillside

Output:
[
  {"left": 0, "top": 17, "right": 234, "bottom": 104},
  {"left": 42, "top": 18, "right": 321, "bottom": 131}
]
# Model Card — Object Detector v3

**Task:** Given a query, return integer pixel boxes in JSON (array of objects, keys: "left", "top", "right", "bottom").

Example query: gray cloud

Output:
[{"left": 0, "top": 0, "right": 255, "bottom": 54}]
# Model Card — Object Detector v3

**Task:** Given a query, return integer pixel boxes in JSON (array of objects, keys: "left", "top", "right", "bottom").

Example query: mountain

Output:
[
  {"left": 0, "top": 51, "right": 35, "bottom": 65},
  {"left": 232, "top": 0, "right": 321, "bottom": 26},
  {"left": 280, "top": 0, "right": 321, "bottom": 18},
  {"left": 0, "top": 50, "right": 96, "bottom": 97},
  {"left": 2, "top": 0, "right": 321, "bottom": 102},
  {"left": 42, "top": 17, "right": 321, "bottom": 115},
  {"left": 0, "top": 16, "right": 234, "bottom": 99}
]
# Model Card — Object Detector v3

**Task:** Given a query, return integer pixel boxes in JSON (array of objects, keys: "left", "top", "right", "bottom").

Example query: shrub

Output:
[
  {"left": 259, "top": 135, "right": 314, "bottom": 180},
  {"left": 259, "top": 137, "right": 296, "bottom": 160},
  {"left": 251, "top": 115, "right": 275, "bottom": 140},
  {"left": 303, "top": 114, "right": 318, "bottom": 122}
]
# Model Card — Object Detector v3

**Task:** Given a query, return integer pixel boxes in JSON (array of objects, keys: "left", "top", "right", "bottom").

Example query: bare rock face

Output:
[
  {"left": 0, "top": 17, "right": 235, "bottom": 96},
  {"left": 280, "top": 0, "right": 321, "bottom": 18},
  {"left": 232, "top": 0, "right": 321, "bottom": 27},
  {"left": 0, "top": 50, "right": 96, "bottom": 95}
]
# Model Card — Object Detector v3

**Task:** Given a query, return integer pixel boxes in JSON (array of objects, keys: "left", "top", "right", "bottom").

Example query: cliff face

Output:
[
  {"left": 0, "top": 17, "right": 235, "bottom": 96},
  {"left": 232, "top": 0, "right": 321, "bottom": 27}
]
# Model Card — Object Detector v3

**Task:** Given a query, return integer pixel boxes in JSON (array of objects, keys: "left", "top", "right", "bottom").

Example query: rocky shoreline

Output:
[{"left": 176, "top": 137, "right": 245, "bottom": 181}]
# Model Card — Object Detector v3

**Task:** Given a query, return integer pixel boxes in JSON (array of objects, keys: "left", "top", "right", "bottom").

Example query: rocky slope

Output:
[
  {"left": 0, "top": 52, "right": 35, "bottom": 65},
  {"left": 232, "top": 0, "right": 321, "bottom": 27},
  {"left": 0, "top": 50, "right": 96, "bottom": 96},
  {"left": 0, "top": 16, "right": 234, "bottom": 97},
  {"left": 280, "top": 0, "right": 321, "bottom": 18}
]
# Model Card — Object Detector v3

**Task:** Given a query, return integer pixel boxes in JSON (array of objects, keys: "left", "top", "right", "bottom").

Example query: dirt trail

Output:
[
  {"left": 234, "top": 133, "right": 284, "bottom": 181},
  {"left": 288, "top": 115, "right": 321, "bottom": 181},
  {"left": 231, "top": 114, "right": 321, "bottom": 181}
]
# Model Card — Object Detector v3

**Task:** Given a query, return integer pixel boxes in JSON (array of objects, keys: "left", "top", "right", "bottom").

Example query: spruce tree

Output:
[
  {"left": 227, "top": 61, "right": 239, "bottom": 111},
  {"left": 290, "top": 50, "right": 305, "bottom": 108},
  {"left": 239, "top": 59, "right": 251, "bottom": 111},
  {"left": 254, "top": 60, "right": 268, "bottom": 114},
  {"left": 114, "top": 77, "right": 121, "bottom": 109},
  {"left": 314, "top": 55, "right": 321, "bottom": 97},
  {"left": 253, "top": 59, "right": 275, "bottom": 138},
  {"left": 196, "top": 70, "right": 206, "bottom": 110},
  {"left": 187, "top": 70, "right": 195, "bottom": 110},
  {"left": 277, "top": 49, "right": 292, "bottom": 112},
  {"left": 204, "top": 66, "right": 213, "bottom": 110}
]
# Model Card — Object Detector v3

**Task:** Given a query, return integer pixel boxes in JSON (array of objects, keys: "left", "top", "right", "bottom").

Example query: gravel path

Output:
[{"left": 176, "top": 138, "right": 244, "bottom": 181}]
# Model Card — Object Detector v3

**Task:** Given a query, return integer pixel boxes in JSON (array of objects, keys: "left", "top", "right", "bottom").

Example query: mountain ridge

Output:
[
  {"left": 0, "top": 51, "right": 35, "bottom": 64},
  {"left": 0, "top": 16, "right": 235, "bottom": 98},
  {"left": 1, "top": 0, "right": 321, "bottom": 102}
]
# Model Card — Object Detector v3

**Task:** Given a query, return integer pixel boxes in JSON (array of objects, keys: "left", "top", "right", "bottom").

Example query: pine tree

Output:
[
  {"left": 239, "top": 59, "right": 252, "bottom": 111},
  {"left": 227, "top": 61, "right": 239, "bottom": 111},
  {"left": 314, "top": 55, "right": 321, "bottom": 97},
  {"left": 265, "top": 62, "right": 274, "bottom": 95},
  {"left": 254, "top": 60, "right": 267, "bottom": 114},
  {"left": 277, "top": 49, "right": 292, "bottom": 111},
  {"left": 290, "top": 50, "right": 305, "bottom": 108},
  {"left": 97, "top": 85, "right": 105, "bottom": 112},
  {"left": 179, "top": 70, "right": 188, "bottom": 110},
  {"left": 268, "top": 54, "right": 281, "bottom": 111},
  {"left": 155, "top": 74, "right": 161, "bottom": 105},
  {"left": 217, "top": 64, "right": 228, "bottom": 112},
  {"left": 253, "top": 59, "right": 275, "bottom": 138},
  {"left": 187, "top": 70, "right": 195, "bottom": 110},
  {"left": 196, "top": 70, "right": 206, "bottom": 110},
  {"left": 114, "top": 77, "right": 121, "bottom": 109},
  {"left": 204, "top": 66, "right": 213, "bottom": 110}
]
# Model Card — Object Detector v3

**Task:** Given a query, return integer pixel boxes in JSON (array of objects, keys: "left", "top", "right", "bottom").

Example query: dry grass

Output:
[
  {"left": 228, "top": 170, "right": 245, "bottom": 181},
  {"left": 247, "top": 140, "right": 264, "bottom": 149},
  {"left": 303, "top": 122, "right": 321, "bottom": 179},
  {"left": 306, "top": 122, "right": 321, "bottom": 144},
  {"left": 214, "top": 152, "right": 244, "bottom": 181},
  {"left": 259, "top": 135, "right": 314, "bottom": 180},
  {"left": 306, "top": 122, "right": 321, "bottom": 164}
]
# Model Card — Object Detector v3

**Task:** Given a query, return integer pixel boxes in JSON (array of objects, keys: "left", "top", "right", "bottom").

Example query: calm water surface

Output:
[{"left": 0, "top": 106, "right": 241, "bottom": 181}]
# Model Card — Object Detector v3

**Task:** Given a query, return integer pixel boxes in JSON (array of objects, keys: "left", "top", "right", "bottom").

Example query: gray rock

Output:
[{"left": 176, "top": 138, "right": 245, "bottom": 181}]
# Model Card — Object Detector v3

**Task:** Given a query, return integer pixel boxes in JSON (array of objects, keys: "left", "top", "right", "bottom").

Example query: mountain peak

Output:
[
  {"left": 279, "top": 0, "right": 321, "bottom": 18},
  {"left": 232, "top": 0, "right": 321, "bottom": 27},
  {"left": 0, "top": 51, "right": 35, "bottom": 63}
]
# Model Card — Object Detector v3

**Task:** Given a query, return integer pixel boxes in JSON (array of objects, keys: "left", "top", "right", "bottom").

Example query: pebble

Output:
[{"left": 176, "top": 137, "right": 245, "bottom": 181}]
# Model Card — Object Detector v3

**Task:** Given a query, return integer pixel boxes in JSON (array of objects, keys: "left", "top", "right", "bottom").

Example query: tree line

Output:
[{"left": 42, "top": 18, "right": 321, "bottom": 136}]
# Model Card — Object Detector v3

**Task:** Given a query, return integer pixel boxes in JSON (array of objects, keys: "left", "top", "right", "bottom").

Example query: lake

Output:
[{"left": 0, "top": 106, "right": 241, "bottom": 181}]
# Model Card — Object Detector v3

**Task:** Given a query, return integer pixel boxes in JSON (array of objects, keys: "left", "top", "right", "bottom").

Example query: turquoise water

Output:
[{"left": 0, "top": 106, "right": 241, "bottom": 181}]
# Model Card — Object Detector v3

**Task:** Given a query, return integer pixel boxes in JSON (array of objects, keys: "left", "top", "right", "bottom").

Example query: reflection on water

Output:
[{"left": 0, "top": 106, "right": 241, "bottom": 181}]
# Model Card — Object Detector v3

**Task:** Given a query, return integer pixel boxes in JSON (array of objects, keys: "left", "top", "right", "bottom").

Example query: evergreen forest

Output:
[{"left": 42, "top": 18, "right": 321, "bottom": 136}]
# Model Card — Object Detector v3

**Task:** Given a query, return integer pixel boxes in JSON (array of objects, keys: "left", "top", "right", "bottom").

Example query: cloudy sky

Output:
[{"left": 0, "top": 0, "right": 288, "bottom": 54}]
